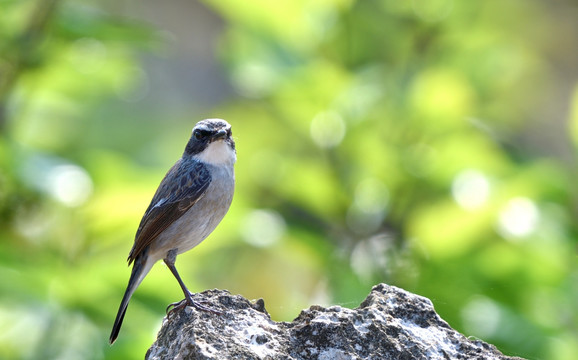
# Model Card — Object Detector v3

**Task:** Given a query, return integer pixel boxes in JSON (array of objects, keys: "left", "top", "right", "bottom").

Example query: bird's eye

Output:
[
  {"left": 226, "top": 128, "right": 232, "bottom": 137},
  {"left": 193, "top": 129, "right": 208, "bottom": 140}
]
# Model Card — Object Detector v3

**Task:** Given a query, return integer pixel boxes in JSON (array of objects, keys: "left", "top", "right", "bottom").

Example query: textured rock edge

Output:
[{"left": 145, "top": 283, "right": 526, "bottom": 360}]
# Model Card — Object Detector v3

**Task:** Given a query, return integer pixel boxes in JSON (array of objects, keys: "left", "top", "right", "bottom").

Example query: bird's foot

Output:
[
  {"left": 166, "top": 299, "right": 187, "bottom": 317},
  {"left": 166, "top": 295, "right": 222, "bottom": 317}
]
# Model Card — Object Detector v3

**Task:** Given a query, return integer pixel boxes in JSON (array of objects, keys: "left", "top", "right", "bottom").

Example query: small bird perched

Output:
[{"left": 109, "top": 119, "right": 236, "bottom": 344}]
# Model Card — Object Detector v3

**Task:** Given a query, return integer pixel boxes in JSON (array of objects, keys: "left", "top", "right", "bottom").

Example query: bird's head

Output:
[{"left": 184, "top": 119, "right": 236, "bottom": 165}]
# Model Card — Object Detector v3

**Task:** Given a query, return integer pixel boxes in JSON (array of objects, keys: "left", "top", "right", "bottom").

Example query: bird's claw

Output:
[
  {"left": 166, "top": 296, "right": 222, "bottom": 317},
  {"left": 166, "top": 299, "right": 187, "bottom": 316}
]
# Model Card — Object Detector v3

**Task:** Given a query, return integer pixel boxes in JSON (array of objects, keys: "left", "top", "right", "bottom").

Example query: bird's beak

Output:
[{"left": 212, "top": 129, "right": 227, "bottom": 141}]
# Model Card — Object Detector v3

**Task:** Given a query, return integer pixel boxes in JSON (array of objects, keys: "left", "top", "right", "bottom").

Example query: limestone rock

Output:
[{"left": 145, "top": 284, "right": 524, "bottom": 360}]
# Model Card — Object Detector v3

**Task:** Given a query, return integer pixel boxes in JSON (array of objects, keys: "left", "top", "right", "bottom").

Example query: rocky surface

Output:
[{"left": 145, "top": 283, "right": 524, "bottom": 360}]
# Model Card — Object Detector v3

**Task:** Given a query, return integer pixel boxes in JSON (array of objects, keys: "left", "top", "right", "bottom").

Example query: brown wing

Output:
[{"left": 127, "top": 159, "right": 211, "bottom": 264}]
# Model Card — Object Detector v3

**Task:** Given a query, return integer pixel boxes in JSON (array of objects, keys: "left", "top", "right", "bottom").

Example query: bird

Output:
[{"left": 109, "top": 118, "right": 236, "bottom": 344}]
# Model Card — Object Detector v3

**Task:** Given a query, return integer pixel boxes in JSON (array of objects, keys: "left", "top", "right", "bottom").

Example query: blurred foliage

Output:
[{"left": 0, "top": 0, "right": 577, "bottom": 359}]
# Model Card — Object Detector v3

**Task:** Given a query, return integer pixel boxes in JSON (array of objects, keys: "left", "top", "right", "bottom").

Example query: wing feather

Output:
[{"left": 128, "top": 159, "right": 211, "bottom": 264}]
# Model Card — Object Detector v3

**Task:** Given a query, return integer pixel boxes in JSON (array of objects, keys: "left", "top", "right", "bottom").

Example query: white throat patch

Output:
[{"left": 194, "top": 140, "right": 236, "bottom": 165}]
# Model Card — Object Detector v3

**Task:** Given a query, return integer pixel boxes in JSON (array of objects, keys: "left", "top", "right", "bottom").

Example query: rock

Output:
[{"left": 145, "top": 284, "right": 525, "bottom": 360}]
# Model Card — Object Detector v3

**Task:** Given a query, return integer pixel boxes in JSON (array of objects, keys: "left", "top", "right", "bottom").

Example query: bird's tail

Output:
[{"left": 109, "top": 252, "right": 154, "bottom": 344}]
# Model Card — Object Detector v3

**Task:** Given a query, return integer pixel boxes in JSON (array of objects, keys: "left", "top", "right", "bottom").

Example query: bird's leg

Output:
[{"left": 164, "top": 249, "right": 221, "bottom": 316}]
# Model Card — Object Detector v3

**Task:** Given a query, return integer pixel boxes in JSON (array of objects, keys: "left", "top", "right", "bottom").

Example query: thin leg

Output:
[{"left": 164, "top": 249, "right": 221, "bottom": 315}]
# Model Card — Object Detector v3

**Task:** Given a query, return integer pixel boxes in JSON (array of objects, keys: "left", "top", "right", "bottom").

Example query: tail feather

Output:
[{"left": 109, "top": 253, "right": 154, "bottom": 344}]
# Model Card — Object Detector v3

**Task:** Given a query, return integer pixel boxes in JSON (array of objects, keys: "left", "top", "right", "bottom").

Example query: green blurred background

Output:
[{"left": 1, "top": 0, "right": 577, "bottom": 359}]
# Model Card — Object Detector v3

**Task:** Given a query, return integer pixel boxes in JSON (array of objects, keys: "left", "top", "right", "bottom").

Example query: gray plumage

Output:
[{"left": 109, "top": 119, "right": 235, "bottom": 344}]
